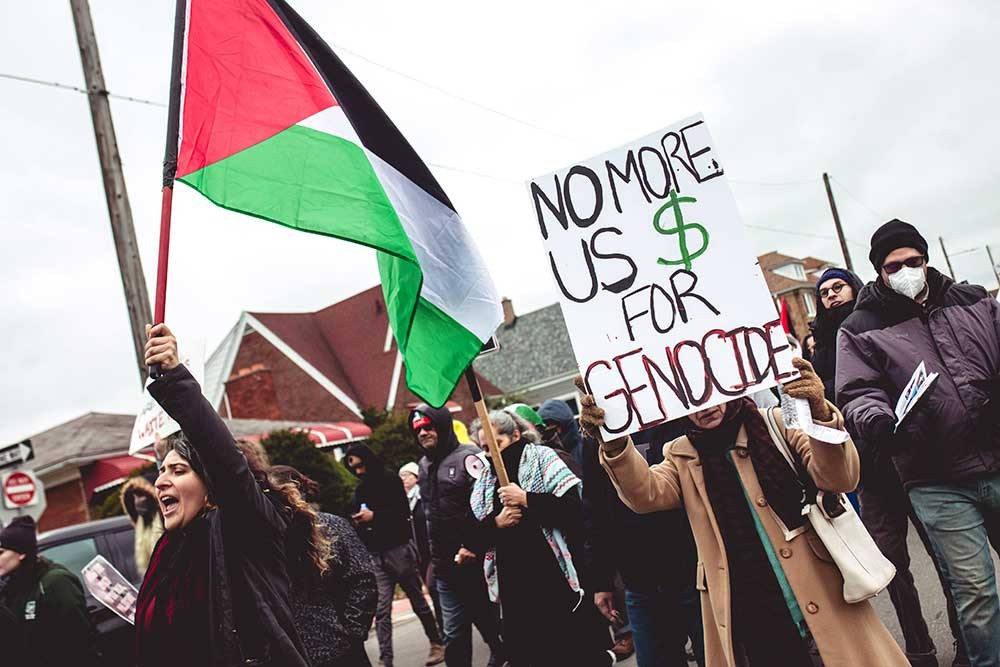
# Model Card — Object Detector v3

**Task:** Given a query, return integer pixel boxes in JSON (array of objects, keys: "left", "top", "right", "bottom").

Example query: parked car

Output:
[{"left": 38, "top": 515, "right": 138, "bottom": 666}]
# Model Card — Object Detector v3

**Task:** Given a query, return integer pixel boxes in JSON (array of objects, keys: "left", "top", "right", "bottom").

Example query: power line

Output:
[
  {"left": 829, "top": 176, "right": 885, "bottom": 221},
  {"left": 746, "top": 224, "right": 837, "bottom": 241},
  {"left": 427, "top": 161, "right": 521, "bottom": 184},
  {"left": 730, "top": 177, "right": 819, "bottom": 187},
  {"left": 0, "top": 71, "right": 166, "bottom": 107},
  {"left": 329, "top": 41, "right": 575, "bottom": 143}
]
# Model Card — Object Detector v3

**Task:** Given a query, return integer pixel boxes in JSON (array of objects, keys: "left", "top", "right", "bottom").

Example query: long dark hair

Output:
[{"left": 233, "top": 441, "right": 331, "bottom": 579}]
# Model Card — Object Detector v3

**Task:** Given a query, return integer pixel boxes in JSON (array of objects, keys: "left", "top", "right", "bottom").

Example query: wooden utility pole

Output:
[
  {"left": 70, "top": 0, "right": 151, "bottom": 384},
  {"left": 986, "top": 245, "right": 1000, "bottom": 289},
  {"left": 822, "top": 173, "right": 854, "bottom": 272},
  {"left": 938, "top": 236, "right": 956, "bottom": 279}
]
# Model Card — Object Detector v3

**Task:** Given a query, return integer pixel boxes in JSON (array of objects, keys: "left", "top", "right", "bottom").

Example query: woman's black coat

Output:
[{"left": 148, "top": 364, "right": 310, "bottom": 666}]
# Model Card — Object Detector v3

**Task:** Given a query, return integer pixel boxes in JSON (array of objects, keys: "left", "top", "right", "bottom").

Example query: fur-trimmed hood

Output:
[{"left": 120, "top": 476, "right": 160, "bottom": 523}]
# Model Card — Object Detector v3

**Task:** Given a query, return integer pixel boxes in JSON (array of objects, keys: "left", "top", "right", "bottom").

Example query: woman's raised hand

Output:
[{"left": 144, "top": 323, "right": 181, "bottom": 371}]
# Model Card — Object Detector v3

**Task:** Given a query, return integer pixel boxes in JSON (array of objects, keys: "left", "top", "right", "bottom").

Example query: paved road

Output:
[{"left": 368, "top": 528, "right": 995, "bottom": 666}]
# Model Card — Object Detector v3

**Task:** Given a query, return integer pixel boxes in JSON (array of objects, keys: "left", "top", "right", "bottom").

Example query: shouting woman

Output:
[
  {"left": 138, "top": 323, "right": 327, "bottom": 666},
  {"left": 582, "top": 359, "right": 908, "bottom": 667}
]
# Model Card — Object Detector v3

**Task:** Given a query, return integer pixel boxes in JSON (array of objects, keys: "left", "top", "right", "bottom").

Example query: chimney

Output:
[{"left": 501, "top": 297, "right": 516, "bottom": 327}]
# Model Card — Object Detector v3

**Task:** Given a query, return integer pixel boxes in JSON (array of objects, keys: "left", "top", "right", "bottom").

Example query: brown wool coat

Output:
[{"left": 600, "top": 406, "right": 908, "bottom": 667}]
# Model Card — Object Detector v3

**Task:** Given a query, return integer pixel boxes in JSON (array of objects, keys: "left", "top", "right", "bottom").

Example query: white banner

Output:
[
  {"left": 129, "top": 341, "right": 205, "bottom": 455},
  {"left": 529, "top": 114, "right": 796, "bottom": 438}
]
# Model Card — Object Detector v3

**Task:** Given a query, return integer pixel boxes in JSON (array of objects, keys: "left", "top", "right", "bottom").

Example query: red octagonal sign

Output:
[{"left": 4, "top": 471, "right": 36, "bottom": 507}]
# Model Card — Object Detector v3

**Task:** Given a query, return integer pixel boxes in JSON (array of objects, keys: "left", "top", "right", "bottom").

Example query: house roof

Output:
[
  {"left": 28, "top": 411, "right": 365, "bottom": 477},
  {"left": 206, "top": 286, "right": 498, "bottom": 415},
  {"left": 474, "top": 303, "right": 578, "bottom": 393},
  {"left": 801, "top": 256, "right": 836, "bottom": 272},
  {"left": 757, "top": 251, "right": 818, "bottom": 295}
]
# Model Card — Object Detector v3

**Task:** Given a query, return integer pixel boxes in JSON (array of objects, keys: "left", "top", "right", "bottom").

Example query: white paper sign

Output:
[
  {"left": 529, "top": 114, "right": 797, "bottom": 438},
  {"left": 82, "top": 555, "right": 138, "bottom": 625},
  {"left": 129, "top": 340, "right": 205, "bottom": 454}
]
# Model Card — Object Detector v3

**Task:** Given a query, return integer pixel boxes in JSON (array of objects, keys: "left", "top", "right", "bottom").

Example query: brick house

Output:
[
  {"left": 27, "top": 412, "right": 364, "bottom": 531},
  {"left": 757, "top": 251, "right": 837, "bottom": 342},
  {"left": 205, "top": 286, "right": 500, "bottom": 426}
]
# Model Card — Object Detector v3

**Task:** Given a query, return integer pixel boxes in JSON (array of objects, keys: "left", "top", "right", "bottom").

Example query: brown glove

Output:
[
  {"left": 574, "top": 376, "right": 630, "bottom": 457},
  {"left": 781, "top": 357, "right": 833, "bottom": 422}
]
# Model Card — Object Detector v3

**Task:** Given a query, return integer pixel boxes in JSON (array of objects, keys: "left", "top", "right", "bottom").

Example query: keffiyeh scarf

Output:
[{"left": 471, "top": 443, "right": 581, "bottom": 602}]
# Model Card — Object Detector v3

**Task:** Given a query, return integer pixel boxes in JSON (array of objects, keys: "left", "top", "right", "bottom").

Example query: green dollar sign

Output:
[{"left": 652, "top": 189, "right": 710, "bottom": 271}]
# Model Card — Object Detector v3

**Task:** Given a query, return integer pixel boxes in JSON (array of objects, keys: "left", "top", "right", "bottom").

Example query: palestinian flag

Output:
[{"left": 162, "top": 0, "right": 502, "bottom": 406}]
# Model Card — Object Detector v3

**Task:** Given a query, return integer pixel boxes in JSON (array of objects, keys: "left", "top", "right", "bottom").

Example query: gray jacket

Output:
[{"left": 837, "top": 268, "right": 1000, "bottom": 488}]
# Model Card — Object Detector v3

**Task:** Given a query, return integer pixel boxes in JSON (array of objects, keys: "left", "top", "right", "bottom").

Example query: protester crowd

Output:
[{"left": 1, "top": 217, "right": 998, "bottom": 667}]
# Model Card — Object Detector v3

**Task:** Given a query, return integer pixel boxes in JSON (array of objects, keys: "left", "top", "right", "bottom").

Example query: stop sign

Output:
[{"left": 4, "top": 471, "right": 36, "bottom": 507}]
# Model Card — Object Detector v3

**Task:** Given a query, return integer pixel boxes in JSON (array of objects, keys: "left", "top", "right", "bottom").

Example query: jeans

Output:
[
  {"left": 436, "top": 566, "right": 502, "bottom": 667},
  {"left": 860, "top": 470, "right": 964, "bottom": 660},
  {"left": 373, "top": 543, "right": 442, "bottom": 666},
  {"left": 909, "top": 474, "right": 1000, "bottom": 667},
  {"left": 625, "top": 584, "right": 704, "bottom": 667}
]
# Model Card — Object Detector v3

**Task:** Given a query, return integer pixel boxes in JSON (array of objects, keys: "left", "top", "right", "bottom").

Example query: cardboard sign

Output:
[
  {"left": 129, "top": 341, "right": 205, "bottom": 455},
  {"left": 529, "top": 114, "right": 796, "bottom": 438},
  {"left": 81, "top": 555, "right": 138, "bottom": 625}
]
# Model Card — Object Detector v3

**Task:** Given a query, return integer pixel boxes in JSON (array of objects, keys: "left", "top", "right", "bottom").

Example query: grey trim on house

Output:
[{"left": 475, "top": 303, "right": 579, "bottom": 394}]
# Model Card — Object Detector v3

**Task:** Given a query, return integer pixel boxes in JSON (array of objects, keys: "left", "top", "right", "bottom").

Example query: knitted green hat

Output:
[{"left": 505, "top": 403, "right": 544, "bottom": 428}]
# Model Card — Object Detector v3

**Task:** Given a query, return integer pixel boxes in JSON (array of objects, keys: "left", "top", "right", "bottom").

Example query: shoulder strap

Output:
[{"left": 763, "top": 407, "right": 796, "bottom": 469}]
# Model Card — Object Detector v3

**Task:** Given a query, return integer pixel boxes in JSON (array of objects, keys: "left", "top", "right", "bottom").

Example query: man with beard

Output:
[{"left": 411, "top": 405, "right": 504, "bottom": 667}]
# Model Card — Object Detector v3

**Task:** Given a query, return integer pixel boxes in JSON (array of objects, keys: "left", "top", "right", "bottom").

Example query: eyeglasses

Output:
[
  {"left": 882, "top": 256, "right": 926, "bottom": 275},
  {"left": 818, "top": 282, "right": 848, "bottom": 299}
]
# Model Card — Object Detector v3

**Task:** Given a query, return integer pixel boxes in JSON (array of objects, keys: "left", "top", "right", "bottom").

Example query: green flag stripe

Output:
[
  {"left": 179, "top": 124, "right": 417, "bottom": 265},
  {"left": 179, "top": 124, "right": 424, "bottom": 356},
  {"left": 404, "top": 296, "right": 484, "bottom": 403},
  {"left": 178, "top": 123, "right": 482, "bottom": 406}
]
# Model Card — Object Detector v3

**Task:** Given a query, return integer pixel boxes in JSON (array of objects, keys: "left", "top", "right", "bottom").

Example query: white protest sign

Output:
[
  {"left": 529, "top": 114, "right": 796, "bottom": 438},
  {"left": 129, "top": 340, "right": 205, "bottom": 454}
]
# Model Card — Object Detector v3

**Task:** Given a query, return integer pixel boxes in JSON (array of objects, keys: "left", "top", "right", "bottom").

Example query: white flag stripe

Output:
[{"left": 365, "top": 149, "right": 502, "bottom": 341}]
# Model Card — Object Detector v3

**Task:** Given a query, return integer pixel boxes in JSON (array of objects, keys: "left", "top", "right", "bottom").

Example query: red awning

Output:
[
  {"left": 241, "top": 422, "right": 371, "bottom": 450},
  {"left": 302, "top": 423, "right": 371, "bottom": 449},
  {"left": 83, "top": 454, "right": 156, "bottom": 499}
]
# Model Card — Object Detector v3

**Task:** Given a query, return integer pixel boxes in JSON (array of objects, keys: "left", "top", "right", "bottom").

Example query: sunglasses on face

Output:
[
  {"left": 819, "top": 282, "right": 848, "bottom": 299},
  {"left": 882, "top": 256, "right": 926, "bottom": 274}
]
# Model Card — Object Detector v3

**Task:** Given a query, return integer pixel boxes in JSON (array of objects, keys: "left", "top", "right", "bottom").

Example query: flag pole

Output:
[
  {"left": 149, "top": 0, "right": 188, "bottom": 379},
  {"left": 464, "top": 365, "right": 510, "bottom": 487}
]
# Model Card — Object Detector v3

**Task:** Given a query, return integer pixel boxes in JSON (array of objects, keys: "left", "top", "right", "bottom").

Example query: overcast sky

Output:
[{"left": 2, "top": 0, "right": 998, "bottom": 444}]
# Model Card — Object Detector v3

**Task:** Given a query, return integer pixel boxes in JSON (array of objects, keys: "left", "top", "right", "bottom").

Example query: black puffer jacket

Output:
[
  {"left": 345, "top": 444, "right": 412, "bottom": 553},
  {"left": 837, "top": 268, "right": 1000, "bottom": 488},
  {"left": 148, "top": 364, "right": 309, "bottom": 666},
  {"left": 412, "top": 404, "right": 484, "bottom": 576}
]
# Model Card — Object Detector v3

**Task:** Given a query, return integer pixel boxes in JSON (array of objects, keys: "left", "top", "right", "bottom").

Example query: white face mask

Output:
[{"left": 887, "top": 265, "right": 926, "bottom": 300}]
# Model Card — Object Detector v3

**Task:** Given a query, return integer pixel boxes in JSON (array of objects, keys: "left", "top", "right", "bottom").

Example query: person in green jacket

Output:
[{"left": 0, "top": 515, "right": 100, "bottom": 665}]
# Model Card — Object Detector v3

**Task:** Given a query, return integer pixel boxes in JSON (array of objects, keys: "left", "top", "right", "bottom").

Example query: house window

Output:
[
  {"left": 773, "top": 262, "right": 807, "bottom": 281},
  {"left": 803, "top": 293, "right": 816, "bottom": 318}
]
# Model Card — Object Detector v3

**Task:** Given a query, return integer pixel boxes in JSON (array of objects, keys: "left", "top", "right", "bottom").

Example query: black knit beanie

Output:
[
  {"left": 869, "top": 219, "right": 928, "bottom": 271},
  {"left": 0, "top": 515, "right": 37, "bottom": 555}
]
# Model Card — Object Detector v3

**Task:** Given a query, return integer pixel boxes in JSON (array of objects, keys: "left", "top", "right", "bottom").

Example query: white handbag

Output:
[{"left": 763, "top": 408, "right": 896, "bottom": 603}]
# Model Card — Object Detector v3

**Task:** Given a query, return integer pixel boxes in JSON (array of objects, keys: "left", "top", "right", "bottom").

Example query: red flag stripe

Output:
[{"left": 176, "top": 0, "right": 337, "bottom": 178}]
